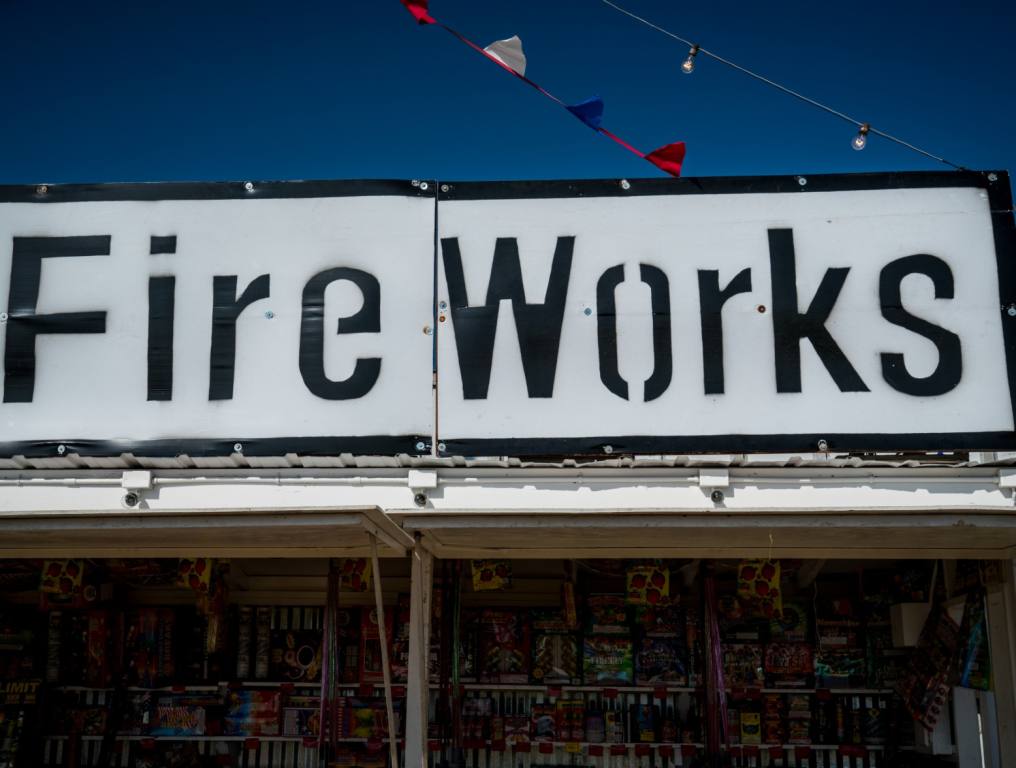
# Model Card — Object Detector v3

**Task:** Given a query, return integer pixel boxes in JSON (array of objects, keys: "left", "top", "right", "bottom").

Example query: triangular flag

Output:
[
  {"left": 400, "top": 0, "right": 434, "bottom": 24},
  {"left": 645, "top": 141, "right": 686, "bottom": 177},
  {"left": 483, "top": 35, "right": 526, "bottom": 76},
  {"left": 566, "top": 96, "right": 604, "bottom": 131}
]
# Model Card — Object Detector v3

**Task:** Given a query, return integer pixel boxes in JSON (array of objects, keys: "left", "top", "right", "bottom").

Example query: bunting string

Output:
[
  {"left": 399, "top": 0, "right": 686, "bottom": 177},
  {"left": 596, "top": 0, "right": 968, "bottom": 170}
]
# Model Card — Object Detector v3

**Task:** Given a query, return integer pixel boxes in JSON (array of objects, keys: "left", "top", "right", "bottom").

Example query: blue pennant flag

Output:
[{"left": 566, "top": 96, "right": 604, "bottom": 131}]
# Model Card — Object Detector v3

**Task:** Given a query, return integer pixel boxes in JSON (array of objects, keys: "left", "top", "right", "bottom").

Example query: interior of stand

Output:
[{"left": 0, "top": 556, "right": 997, "bottom": 768}]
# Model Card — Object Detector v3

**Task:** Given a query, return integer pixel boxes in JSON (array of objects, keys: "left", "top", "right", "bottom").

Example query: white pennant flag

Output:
[{"left": 483, "top": 35, "right": 527, "bottom": 77}]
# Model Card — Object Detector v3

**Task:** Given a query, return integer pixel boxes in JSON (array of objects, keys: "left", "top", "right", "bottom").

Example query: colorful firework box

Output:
[
  {"left": 635, "top": 636, "right": 687, "bottom": 684},
  {"left": 283, "top": 695, "right": 321, "bottom": 737},
  {"left": 531, "top": 632, "right": 580, "bottom": 684},
  {"left": 224, "top": 690, "right": 280, "bottom": 736},
  {"left": 270, "top": 629, "right": 322, "bottom": 682},
  {"left": 583, "top": 636, "right": 634, "bottom": 685},
  {"left": 722, "top": 643, "right": 765, "bottom": 687},
  {"left": 478, "top": 610, "right": 530, "bottom": 684},
  {"left": 585, "top": 595, "right": 628, "bottom": 635},
  {"left": 151, "top": 697, "right": 208, "bottom": 737}
]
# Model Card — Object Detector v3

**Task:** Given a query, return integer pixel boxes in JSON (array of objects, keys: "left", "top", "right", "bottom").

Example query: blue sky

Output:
[{"left": 1, "top": 0, "right": 1013, "bottom": 183}]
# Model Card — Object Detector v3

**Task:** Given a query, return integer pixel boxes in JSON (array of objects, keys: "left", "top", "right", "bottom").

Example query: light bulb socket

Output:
[
  {"left": 681, "top": 45, "right": 699, "bottom": 74},
  {"left": 857, "top": 123, "right": 870, "bottom": 136}
]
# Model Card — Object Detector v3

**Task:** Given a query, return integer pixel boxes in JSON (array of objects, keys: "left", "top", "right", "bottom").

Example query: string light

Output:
[
  {"left": 852, "top": 123, "right": 870, "bottom": 151},
  {"left": 681, "top": 44, "right": 699, "bottom": 74},
  {"left": 596, "top": 0, "right": 968, "bottom": 170}
]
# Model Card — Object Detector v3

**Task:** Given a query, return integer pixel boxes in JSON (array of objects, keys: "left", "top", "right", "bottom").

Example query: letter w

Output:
[{"left": 441, "top": 236, "right": 573, "bottom": 399}]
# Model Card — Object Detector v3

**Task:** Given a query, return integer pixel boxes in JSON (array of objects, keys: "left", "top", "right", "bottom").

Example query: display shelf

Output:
[
  {"left": 432, "top": 683, "right": 699, "bottom": 694},
  {"left": 724, "top": 687, "right": 895, "bottom": 695},
  {"left": 424, "top": 740, "right": 706, "bottom": 750},
  {"left": 46, "top": 734, "right": 401, "bottom": 744}
]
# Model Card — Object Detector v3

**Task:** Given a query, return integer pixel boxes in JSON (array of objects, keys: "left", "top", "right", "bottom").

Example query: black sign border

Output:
[
  {"left": 437, "top": 170, "right": 1016, "bottom": 456},
  {"left": 0, "top": 171, "right": 1012, "bottom": 458}
]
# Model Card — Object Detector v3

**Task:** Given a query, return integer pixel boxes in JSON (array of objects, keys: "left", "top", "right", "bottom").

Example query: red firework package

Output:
[
  {"left": 737, "top": 560, "right": 783, "bottom": 618},
  {"left": 175, "top": 558, "right": 212, "bottom": 595},
  {"left": 471, "top": 560, "right": 511, "bottom": 591},
  {"left": 339, "top": 558, "right": 371, "bottom": 593},
  {"left": 626, "top": 564, "right": 669, "bottom": 606},
  {"left": 479, "top": 610, "right": 530, "bottom": 683},
  {"left": 40, "top": 560, "right": 83, "bottom": 595}
]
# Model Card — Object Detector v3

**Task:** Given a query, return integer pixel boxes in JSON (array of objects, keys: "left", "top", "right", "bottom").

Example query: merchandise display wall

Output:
[{"left": 0, "top": 556, "right": 999, "bottom": 768}]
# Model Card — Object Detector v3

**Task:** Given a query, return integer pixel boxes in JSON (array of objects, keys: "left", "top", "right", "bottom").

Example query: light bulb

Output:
[
  {"left": 852, "top": 123, "right": 870, "bottom": 151},
  {"left": 682, "top": 44, "right": 699, "bottom": 74}
]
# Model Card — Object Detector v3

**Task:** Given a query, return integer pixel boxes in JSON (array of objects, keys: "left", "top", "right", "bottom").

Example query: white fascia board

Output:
[{"left": 0, "top": 467, "right": 1009, "bottom": 517}]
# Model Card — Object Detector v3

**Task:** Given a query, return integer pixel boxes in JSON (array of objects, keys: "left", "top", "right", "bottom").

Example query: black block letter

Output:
[
  {"left": 442, "top": 236, "right": 573, "bottom": 399},
  {"left": 698, "top": 267, "right": 752, "bottom": 394},
  {"left": 299, "top": 267, "right": 381, "bottom": 400},
  {"left": 3, "top": 236, "right": 109, "bottom": 403},
  {"left": 879, "top": 254, "right": 961, "bottom": 396},
  {"left": 209, "top": 274, "right": 270, "bottom": 400},
  {"left": 769, "top": 228, "right": 867, "bottom": 393}
]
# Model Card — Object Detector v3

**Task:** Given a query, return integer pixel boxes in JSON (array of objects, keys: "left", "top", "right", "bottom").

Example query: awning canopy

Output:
[
  {"left": 397, "top": 509, "right": 1016, "bottom": 559},
  {"left": 0, "top": 506, "right": 414, "bottom": 558}
]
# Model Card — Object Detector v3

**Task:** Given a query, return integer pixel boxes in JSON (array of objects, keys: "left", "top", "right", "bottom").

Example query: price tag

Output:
[
  {"left": 244, "top": 738, "right": 260, "bottom": 750},
  {"left": 171, "top": 684, "right": 186, "bottom": 693},
  {"left": 280, "top": 683, "right": 295, "bottom": 694},
  {"left": 658, "top": 745, "right": 674, "bottom": 758},
  {"left": 464, "top": 739, "right": 485, "bottom": 750},
  {"left": 795, "top": 746, "right": 812, "bottom": 760},
  {"left": 491, "top": 740, "right": 506, "bottom": 752},
  {"left": 359, "top": 683, "right": 374, "bottom": 697},
  {"left": 139, "top": 739, "right": 156, "bottom": 750},
  {"left": 367, "top": 738, "right": 384, "bottom": 751},
  {"left": 547, "top": 686, "right": 563, "bottom": 698},
  {"left": 392, "top": 686, "right": 406, "bottom": 698},
  {"left": 302, "top": 737, "right": 318, "bottom": 749},
  {"left": 768, "top": 746, "right": 784, "bottom": 760},
  {"left": 565, "top": 742, "right": 582, "bottom": 754},
  {"left": 653, "top": 685, "right": 668, "bottom": 700},
  {"left": 610, "top": 745, "right": 628, "bottom": 756},
  {"left": 635, "top": 744, "right": 653, "bottom": 757},
  {"left": 512, "top": 742, "right": 531, "bottom": 754},
  {"left": 815, "top": 688, "right": 832, "bottom": 701},
  {"left": 538, "top": 742, "right": 555, "bottom": 754},
  {"left": 427, "top": 740, "right": 441, "bottom": 752},
  {"left": 681, "top": 744, "right": 698, "bottom": 757},
  {"left": 588, "top": 745, "right": 604, "bottom": 757},
  {"left": 745, "top": 687, "right": 762, "bottom": 701}
]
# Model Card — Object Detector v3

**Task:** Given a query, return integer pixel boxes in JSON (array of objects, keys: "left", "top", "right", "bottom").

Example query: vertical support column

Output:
[
  {"left": 985, "top": 559, "right": 1016, "bottom": 757},
  {"left": 369, "top": 534, "right": 399, "bottom": 768},
  {"left": 405, "top": 541, "right": 434, "bottom": 768}
]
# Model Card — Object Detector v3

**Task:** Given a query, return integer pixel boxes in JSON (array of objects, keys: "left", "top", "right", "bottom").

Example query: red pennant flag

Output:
[
  {"left": 645, "top": 141, "right": 686, "bottom": 177},
  {"left": 400, "top": 0, "right": 435, "bottom": 24}
]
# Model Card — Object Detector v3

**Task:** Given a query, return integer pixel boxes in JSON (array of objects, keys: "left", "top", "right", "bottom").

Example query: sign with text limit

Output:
[{"left": 436, "top": 174, "right": 1016, "bottom": 455}]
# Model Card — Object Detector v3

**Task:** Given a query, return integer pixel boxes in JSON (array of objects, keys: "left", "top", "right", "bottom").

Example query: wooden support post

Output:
[
  {"left": 986, "top": 559, "right": 1016, "bottom": 757},
  {"left": 404, "top": 543, "right": 434, "bottom": 768},
  {"left": 369, "top": 533, "right": 400, "bottom": 768}
]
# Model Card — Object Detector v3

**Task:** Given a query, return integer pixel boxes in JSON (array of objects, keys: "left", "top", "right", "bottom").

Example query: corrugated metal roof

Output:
[{"left": 2, "top": 451, "right": 1014, "bottom": 471}]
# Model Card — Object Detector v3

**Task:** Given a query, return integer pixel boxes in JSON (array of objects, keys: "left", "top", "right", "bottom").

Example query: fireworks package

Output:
[
  {"left": 478, "top": 610, "right": 530, "bottom": 683},
  {"left": 583, "top": 636, "right": 634, "bottom": 685}
]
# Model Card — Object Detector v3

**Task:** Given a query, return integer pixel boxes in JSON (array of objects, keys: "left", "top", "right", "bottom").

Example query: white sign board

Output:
[
  {"left": 436, "top": 174, "right": 1016, "bottom": 455},
  {"left": 0, "top": 181, "right": 434, "bottom": 456},
  {"left": 1, "top": 172, "right": 1013, "bottom": 457}
]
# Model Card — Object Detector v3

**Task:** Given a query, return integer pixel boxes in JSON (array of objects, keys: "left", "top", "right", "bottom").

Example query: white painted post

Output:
[
  {"left": 369, "top": 533, "right": 400, "bottom": 768},
  {"left": 405, "top": 544, "right": 434, "bottom": 768}
]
